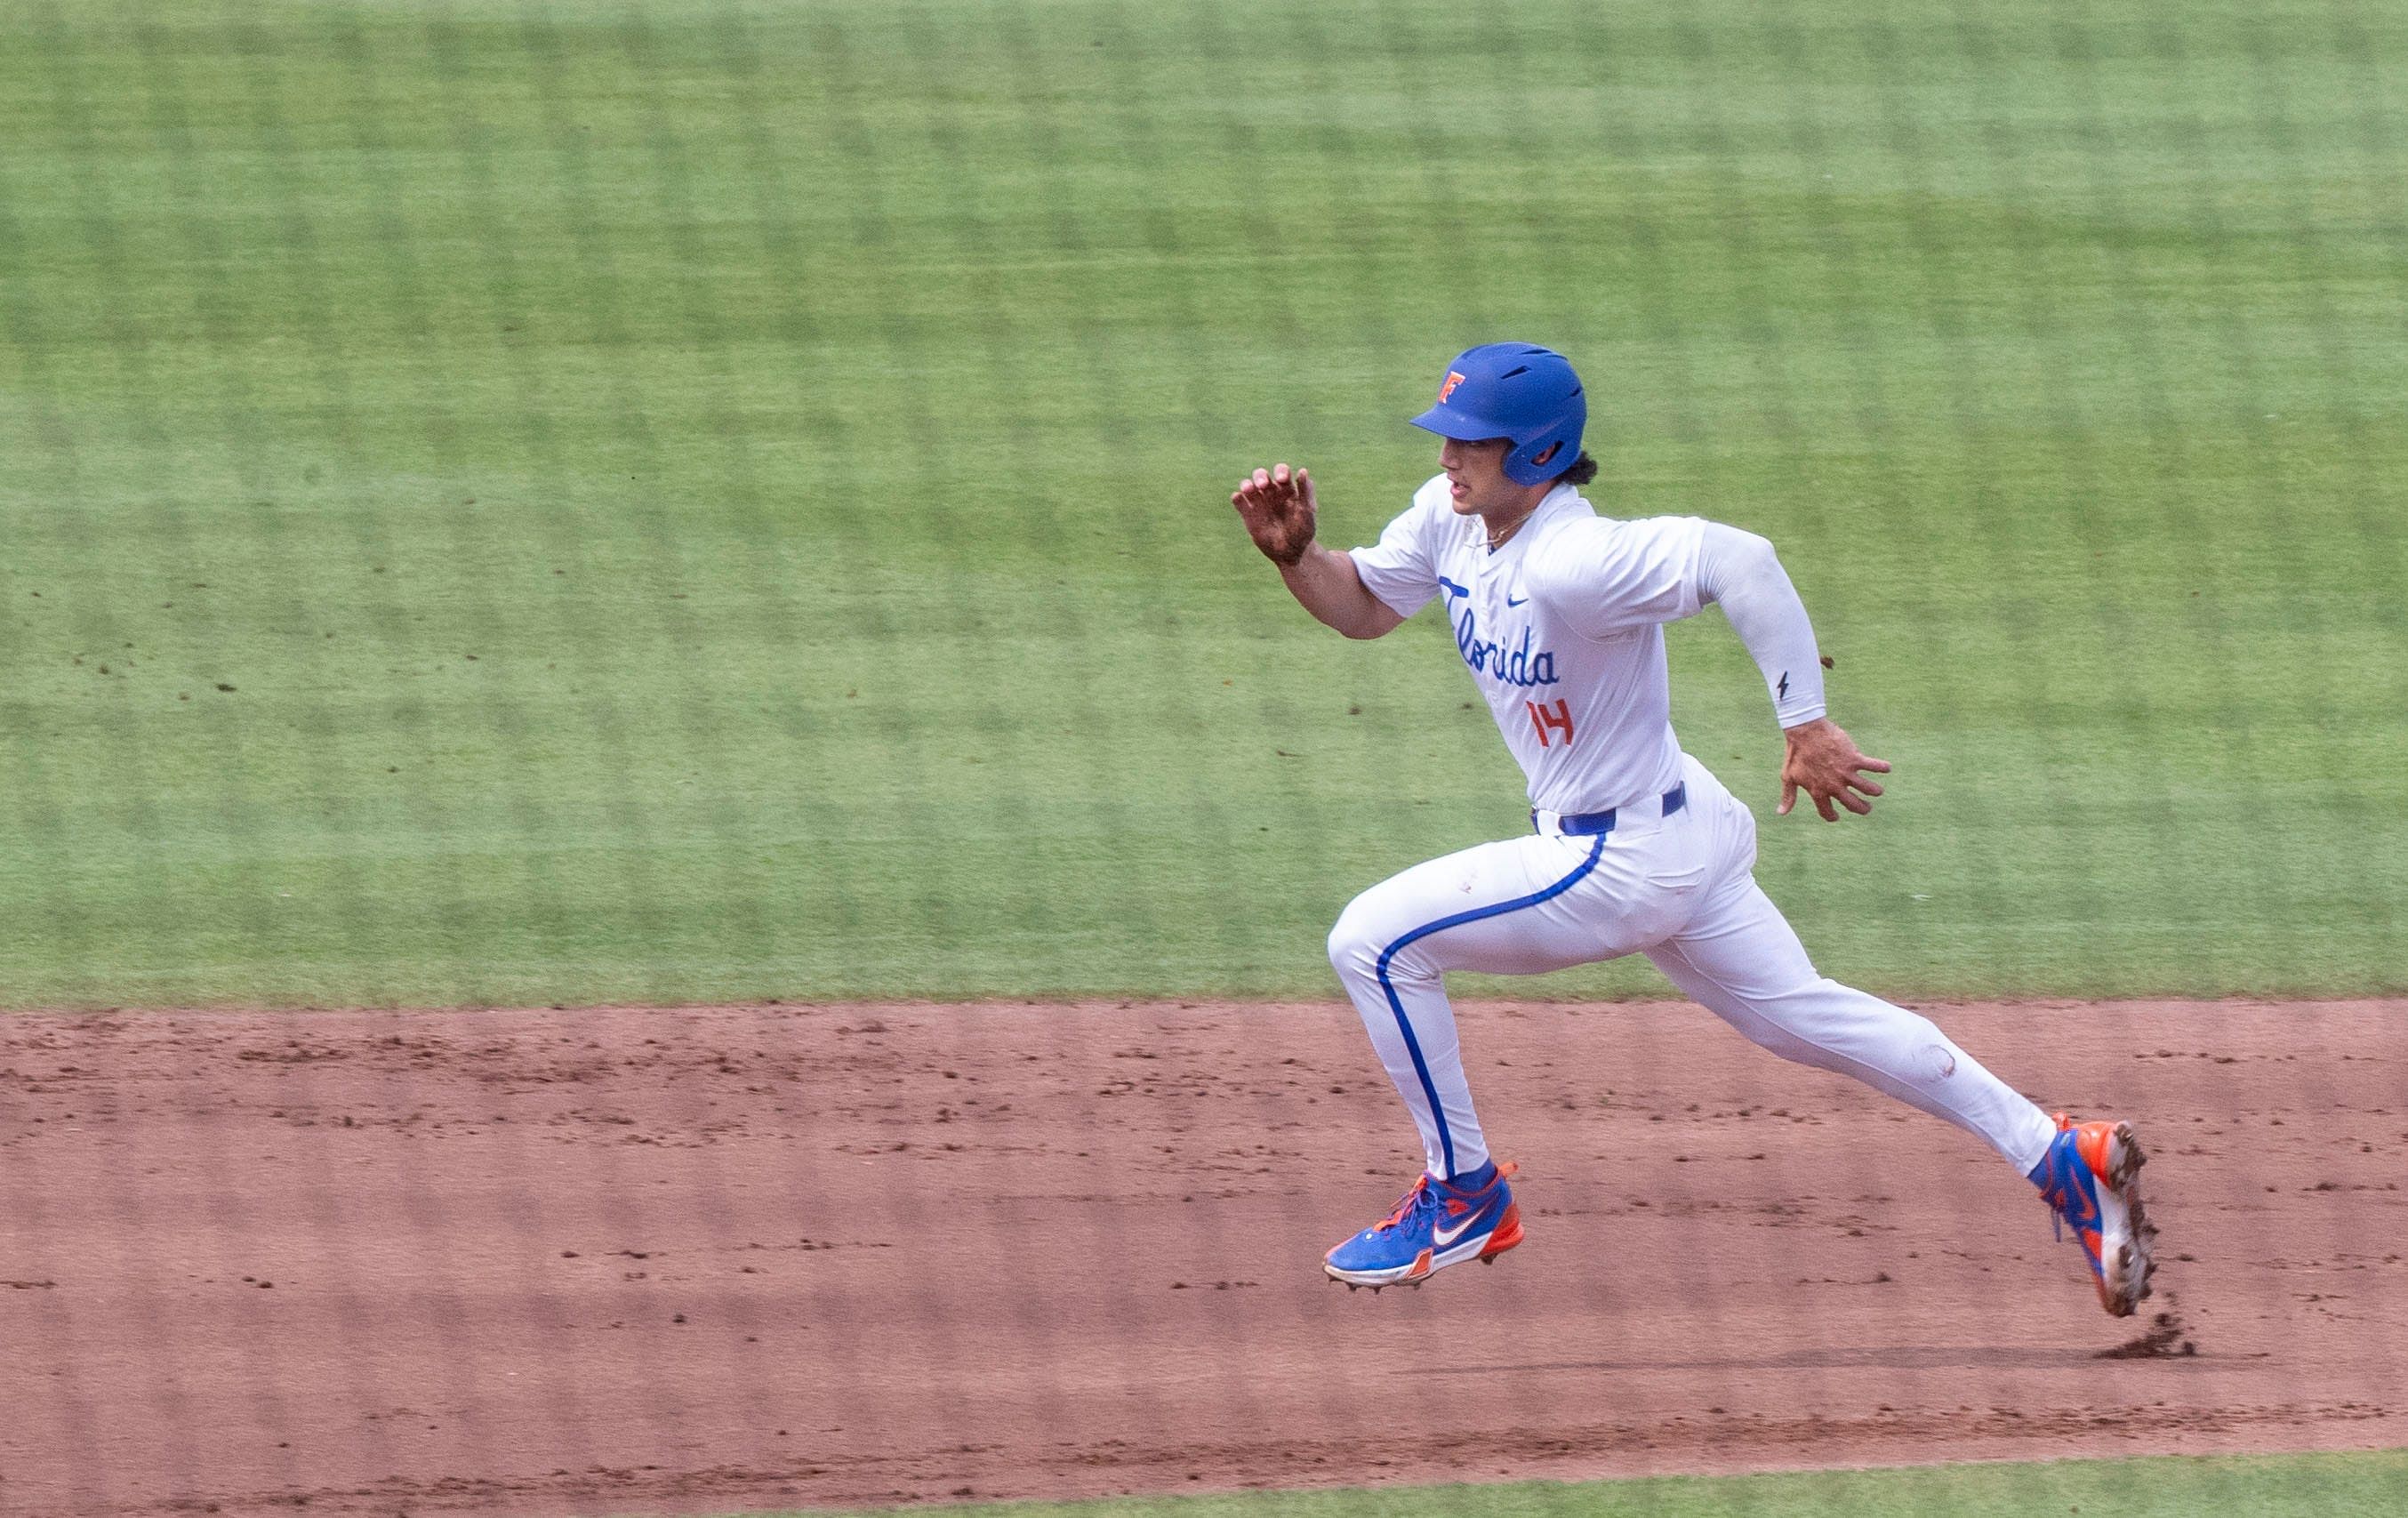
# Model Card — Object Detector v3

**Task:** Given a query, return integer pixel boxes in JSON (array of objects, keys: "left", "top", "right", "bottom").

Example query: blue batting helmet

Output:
[{"left": 1410, "top": 342, "right": 1586, "bottom": 486}]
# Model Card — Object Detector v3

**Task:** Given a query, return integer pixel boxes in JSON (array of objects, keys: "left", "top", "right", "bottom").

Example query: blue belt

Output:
[{"left": 1534, "top": 783, "right": 1686, "bottom": 838}]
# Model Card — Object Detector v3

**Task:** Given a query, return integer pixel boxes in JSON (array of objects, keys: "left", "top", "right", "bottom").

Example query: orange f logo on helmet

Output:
[{"left": 1438, "top": 370, "right": 1466, "bottom": 403}]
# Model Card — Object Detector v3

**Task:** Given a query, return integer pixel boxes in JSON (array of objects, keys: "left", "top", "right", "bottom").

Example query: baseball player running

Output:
[{"left": 1229, "top": 342, "right": 2155, "bottom": 1315}]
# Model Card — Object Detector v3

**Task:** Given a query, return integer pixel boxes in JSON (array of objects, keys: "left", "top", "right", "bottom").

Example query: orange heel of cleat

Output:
[{"left": 1479, "top": 1201, "right": 1523, "bottom": 1261}]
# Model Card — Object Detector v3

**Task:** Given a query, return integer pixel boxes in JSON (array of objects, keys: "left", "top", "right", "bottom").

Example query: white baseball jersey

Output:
[{"left": 1351, "top": 478, "right": 1812, "bottom": 817}]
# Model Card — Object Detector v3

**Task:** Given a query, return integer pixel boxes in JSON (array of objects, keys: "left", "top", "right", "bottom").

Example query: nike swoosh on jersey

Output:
[{"left": 1506, "top": 593, "right": 1529, "bottom": 607}]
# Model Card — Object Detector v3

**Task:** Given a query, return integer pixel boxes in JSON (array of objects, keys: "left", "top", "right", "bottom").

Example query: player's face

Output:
[{"left": 1438, "top": 436, "right": 1520, "bottom": 517}]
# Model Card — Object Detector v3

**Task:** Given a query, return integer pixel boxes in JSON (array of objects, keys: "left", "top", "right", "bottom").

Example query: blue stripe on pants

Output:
[{"left": 1373, "top": 834, "right": 1608, "bottom": 1177}]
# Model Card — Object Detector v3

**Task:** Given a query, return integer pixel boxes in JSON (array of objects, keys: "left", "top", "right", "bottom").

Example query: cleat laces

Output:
[{"left": 1373, "top": 1177, "right": 1439, "bottom": 1233}]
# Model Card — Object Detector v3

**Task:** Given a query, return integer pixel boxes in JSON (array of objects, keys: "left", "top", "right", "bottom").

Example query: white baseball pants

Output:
[{"left": 1327, "top": 754, "right": 2060, "bottom": 1181}]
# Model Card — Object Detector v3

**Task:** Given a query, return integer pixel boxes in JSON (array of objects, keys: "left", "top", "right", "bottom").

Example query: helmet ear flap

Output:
[{"left": 1503, "top": 432, "right": 1570, "bottom": 486}]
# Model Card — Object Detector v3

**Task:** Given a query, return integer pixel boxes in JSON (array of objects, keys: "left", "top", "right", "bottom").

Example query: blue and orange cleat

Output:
[
  {"left": 2030, "top": 1114, "right": 2156, "bottom": 1317},
  {"left": 1324, "top": 1160, "right": 1522, "bottom": 1290}
]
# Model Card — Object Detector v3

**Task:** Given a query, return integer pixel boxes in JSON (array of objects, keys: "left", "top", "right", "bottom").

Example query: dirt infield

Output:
[{"left": 3, "top": 998, "right": 2404, "bottom": 1517}]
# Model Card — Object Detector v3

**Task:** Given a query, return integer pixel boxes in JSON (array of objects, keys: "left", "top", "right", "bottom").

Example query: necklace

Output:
[{"left": 1485, "top": 508, "right": 1535, "bottom": 551}]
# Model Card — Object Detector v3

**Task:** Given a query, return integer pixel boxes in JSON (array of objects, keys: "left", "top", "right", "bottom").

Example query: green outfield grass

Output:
[
  {"left": 2, "top": 0, "right": 2404, "bottom": 1008},
  {"left": 783, "top": 1450, "right": 2408, "bottom": 1518}
]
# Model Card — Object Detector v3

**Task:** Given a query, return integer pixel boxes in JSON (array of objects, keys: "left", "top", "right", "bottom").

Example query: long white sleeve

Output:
[{"left": 1695, "top": 522, "right": 1826, "bottom": 727}]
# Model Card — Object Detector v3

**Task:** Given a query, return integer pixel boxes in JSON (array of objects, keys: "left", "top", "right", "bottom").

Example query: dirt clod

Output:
[{"left": 2096, "top": 1295, "right": 2195, "bottom": 1361}]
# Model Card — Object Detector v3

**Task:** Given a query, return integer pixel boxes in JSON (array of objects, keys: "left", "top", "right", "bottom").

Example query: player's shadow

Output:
[{"left": 1430, "top": 1345, "right": 2187, "bottom": 1373}]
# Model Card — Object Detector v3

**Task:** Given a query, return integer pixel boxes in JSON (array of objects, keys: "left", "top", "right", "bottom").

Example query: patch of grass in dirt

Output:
[
  {"left": 790, "top": 1450, "right": 2408, "bottom": 1518},
  {"left": 2, "top": 1, "right": 2404, "bottom": 1006}
]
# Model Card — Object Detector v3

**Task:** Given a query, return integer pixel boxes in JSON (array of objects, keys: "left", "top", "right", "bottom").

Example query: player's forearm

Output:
[
  {"left": 1279, "top": 543, "right": 1402, "bottom": 639},
  {"left": 1696, "top": 524, "right": 1826, "bottom": 726}
]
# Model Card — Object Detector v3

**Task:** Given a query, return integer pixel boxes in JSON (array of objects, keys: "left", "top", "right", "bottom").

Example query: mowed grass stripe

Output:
[
  {"left": 0, "top": 1, "right": 2403, "bottom": 1007},
  {"left": 786, "top": 1450, "right": 2408, "bottom": 1518}
]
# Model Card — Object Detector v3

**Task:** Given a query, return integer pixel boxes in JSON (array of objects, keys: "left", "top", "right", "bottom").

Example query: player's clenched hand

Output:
[
  {"left": 1778, "top": 718, "right": 1890, "bottom": 822},
  {"left": 1231, "top": 463, "right": 1318, "bottom": 568}
]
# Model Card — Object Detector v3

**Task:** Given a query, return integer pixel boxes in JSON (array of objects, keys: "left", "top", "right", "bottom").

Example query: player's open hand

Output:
[
  {"left": 1231, "top": 463, "right": 1318, "bottom": 568},
  {"left": 1778, "top": 718, "right": 1890, "bottom": 822}
]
